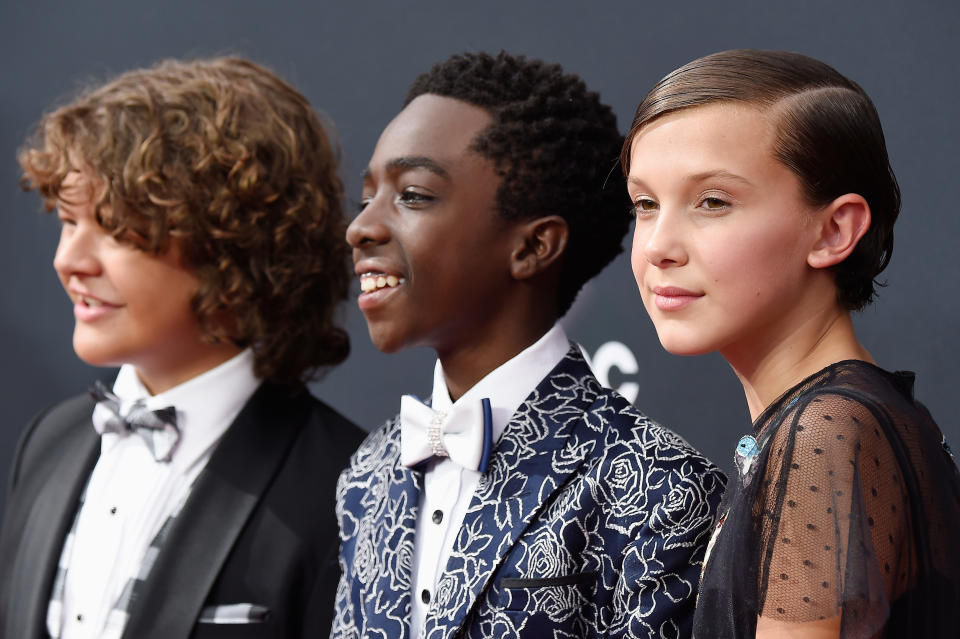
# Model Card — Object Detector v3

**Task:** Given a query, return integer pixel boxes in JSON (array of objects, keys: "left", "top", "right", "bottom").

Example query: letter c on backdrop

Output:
[{"left": 582, "top": 341, "right": 639, "bottom": 404}]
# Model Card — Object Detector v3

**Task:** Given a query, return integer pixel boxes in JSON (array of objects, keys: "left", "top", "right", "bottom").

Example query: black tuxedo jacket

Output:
[{"left": 0, "top": 381, "right": 364, "bottom": 639}]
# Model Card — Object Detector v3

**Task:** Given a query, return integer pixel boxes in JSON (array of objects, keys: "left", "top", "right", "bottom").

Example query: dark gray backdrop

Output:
[{"left": 2, "top": 1, "right": 957, "bottom": 520}]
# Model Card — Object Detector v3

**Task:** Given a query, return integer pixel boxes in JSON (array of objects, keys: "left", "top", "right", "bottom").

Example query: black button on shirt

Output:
[
  {"left": 421, "top": 589, "right": 431, "bottom": 604},
  {"left": 432, "top": 509, "right": 443, "bottom": 524}
]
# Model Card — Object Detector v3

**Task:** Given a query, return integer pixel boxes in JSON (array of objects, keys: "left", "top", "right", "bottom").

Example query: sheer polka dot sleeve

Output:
[
  {"left": 693, "top": 362, "right": 960, "bottom": 639},
  {"left": 755, "top": 393, "right": 898, "bottom": 630}
]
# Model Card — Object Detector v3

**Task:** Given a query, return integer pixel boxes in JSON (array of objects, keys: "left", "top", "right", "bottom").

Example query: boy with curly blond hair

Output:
[{"left": 0, "top": 57, "right": 363, "bottom": 639}]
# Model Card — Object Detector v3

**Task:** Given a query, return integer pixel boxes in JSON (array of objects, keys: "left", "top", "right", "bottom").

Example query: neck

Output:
[
  {"left": 437, "top": 315, "right": 555, "bottom": 402},
  {"left": 135, "top": 343, "right": 244, "bottom": 395},
  {"left": 723, "top": 303, "right": 873, "bottom": 421}
]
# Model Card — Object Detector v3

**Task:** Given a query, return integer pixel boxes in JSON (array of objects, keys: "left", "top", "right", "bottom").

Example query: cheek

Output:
[
  {"left": 155, "top": 277, "right": 200, "bottom": 323},
  {"left": 707, "top": 228, "right": 806, "bottom": 302},
  {"left": 121, "top": 260, "right": 198, "bottom": 321},
  {"left": 139, "top": 287, "right": 203, "bottom": 346},
  {"left": 702, "top": 247, "right": 750, "bottom": 284},
  {"left": 629, "top": 224, "right": 646, "bottom": 286}
]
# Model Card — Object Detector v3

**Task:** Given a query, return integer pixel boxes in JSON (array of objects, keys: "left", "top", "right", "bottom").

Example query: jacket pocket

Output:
[
  {"left": 197, "top": 603, "right": 270, "bottom": 624},
  {"left": 499, "top": 572, "right": 597, "bottom": 612},
  {"left": 500, "top": 572, "right": 598, "bottom": 589}
]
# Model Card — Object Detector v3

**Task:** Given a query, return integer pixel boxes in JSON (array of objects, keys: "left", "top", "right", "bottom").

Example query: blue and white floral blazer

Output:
[{"left": 332, "top": 347, "right": 725, "bottom": 639}]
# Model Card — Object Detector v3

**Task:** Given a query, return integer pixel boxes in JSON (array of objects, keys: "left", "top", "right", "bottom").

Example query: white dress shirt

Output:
[
  {"left": 51, "top": 349, "right": 260, "bottom": 639},
  {"left": 409, "top": 324, "right": 571, "bottom": 638}
]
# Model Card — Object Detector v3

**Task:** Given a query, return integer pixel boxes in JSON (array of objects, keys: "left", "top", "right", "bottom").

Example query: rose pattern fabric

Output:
[{"left": 333, "top": 347, "right": 725, "bottom": 638}]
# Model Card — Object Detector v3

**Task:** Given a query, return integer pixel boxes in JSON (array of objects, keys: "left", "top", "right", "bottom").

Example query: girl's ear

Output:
[
  {"left": 510, "top": 215, "right": 569, "bottom": 280},
  {"left": 807, "top": 193, "right": 871, "bottom": 269}
]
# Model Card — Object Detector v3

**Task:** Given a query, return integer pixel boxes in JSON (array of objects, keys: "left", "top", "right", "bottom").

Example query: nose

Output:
[
  {"left": 53, "top": 223, "right": 101, "bottom": 280},
  {"left": 635, "top": 209, "right": 688, "bottom": 269},
  {"left": 345, "top": 196, "right": 390, "bottom": 250}
]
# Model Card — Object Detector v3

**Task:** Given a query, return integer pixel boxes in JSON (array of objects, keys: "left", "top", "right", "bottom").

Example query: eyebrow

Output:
[
  {"left": 628, "top": 169, "right": 755, "bottom": 189},
  {"left": 55, "top": 192, "right": 88, "bottom": 210},
  {"left": 362, "top": 155, "right": 451, "bottom": 181},
  {"left": 685, "top": 169, "right": 754, "bottom": 187}
]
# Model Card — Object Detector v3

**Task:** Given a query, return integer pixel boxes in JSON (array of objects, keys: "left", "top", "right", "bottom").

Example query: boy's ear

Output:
[
  {"left": 510, "top": 215, "right": 569, "bottom": 280},
  {"left": 807, "top": 193, "right": 871, "bottom": 269}
]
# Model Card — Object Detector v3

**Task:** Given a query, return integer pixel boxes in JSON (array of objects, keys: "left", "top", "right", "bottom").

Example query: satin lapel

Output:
[
  {"left": 424, "top": 349, "right": 604, "bottom": 639},
  {"left": 361, "top": 422, "right": 422, "bottom": 639},
  {"left": 120, "top": 383, "right": 307, "bottom": 639},
  {"left": 6, "top": 408, "right": 99, "bottom": 639}
]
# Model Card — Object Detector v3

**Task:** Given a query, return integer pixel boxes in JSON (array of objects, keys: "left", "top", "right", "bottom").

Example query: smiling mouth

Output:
[
  {"left": 72, "top": 293, "right": 121, "bottom": 323},
  {"left": 79, "top": 295, "right": 106, "bottom": 307},
  {"left": 359, "top": 272, "right": 406, "bottom": 293}
]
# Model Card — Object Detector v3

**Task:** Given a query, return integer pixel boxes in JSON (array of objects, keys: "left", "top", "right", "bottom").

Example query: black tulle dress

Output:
[{"left": 693, "top": 361, "right": 960, "bottom": 638}]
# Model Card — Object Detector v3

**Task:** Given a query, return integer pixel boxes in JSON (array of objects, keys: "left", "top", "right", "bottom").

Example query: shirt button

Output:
[
  {"left": 421, "top": 589, "right": 431, "bottom": 604},
  {"left": 76, "top": 614, "right": 84, "bottom": 622},
  {"left": 432, "top": 509, "right": 443, "bottom": 524},
  {"left": 109, "top": 506, "right": 117, "bottom": 515}
]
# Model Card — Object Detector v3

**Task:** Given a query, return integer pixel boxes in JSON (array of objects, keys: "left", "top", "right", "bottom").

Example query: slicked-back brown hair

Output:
[
  {"left": 621, "top": 49, "right": 901, "bottom": 310},
  {"left": 19, "top": 57, "right": 350, "bottom": 382}
]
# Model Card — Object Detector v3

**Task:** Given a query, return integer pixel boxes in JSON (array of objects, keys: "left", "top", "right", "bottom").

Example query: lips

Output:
[
  {"left": 78, "top": 295, "right": 104, "bottom": 308},
  {"left": 72, "top": 294, "right": 122, "bottom": 322},
  {"left": 353, "top": 260, "right": 407, "bottom": 312},
  {"left": 651, "top": 285, "right": 703, "bottom": 311},
  {"left": 66, "top": 286, "right": 122, "bottom": 321},
  {"left": 359, "top": 272, "right": 406, "bottom": 293}
]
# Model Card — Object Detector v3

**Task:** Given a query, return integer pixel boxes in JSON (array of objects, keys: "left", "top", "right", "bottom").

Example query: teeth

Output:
[
  {"left": 82, "top": 296, "right": 103, "bottom": 307},
  {"left": 359, "top": 272, "right": 405, "bottom": 293}
]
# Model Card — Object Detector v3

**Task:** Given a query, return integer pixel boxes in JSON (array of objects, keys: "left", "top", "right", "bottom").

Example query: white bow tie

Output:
[{"left": 400, "top": 395, "right": 493, "bottom": 473}]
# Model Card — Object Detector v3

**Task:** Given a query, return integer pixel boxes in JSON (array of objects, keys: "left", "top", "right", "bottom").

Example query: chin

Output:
[
  {"left": 365, "top": 325, "right": 407, "bottom": 355},
  {"left": 72, "top": 325, "right": 112, "bottom": 365},
  {"left": 655, "top": 331, "right": 716, "bottom": 357},
  {"left": 72, "top": 343, "right": 121, "bottom": 369}
]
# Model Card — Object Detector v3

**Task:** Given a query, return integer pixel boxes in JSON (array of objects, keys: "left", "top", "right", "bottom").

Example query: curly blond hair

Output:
[{"left": 19, "top": 57, "right": 350, "bottom": 383}]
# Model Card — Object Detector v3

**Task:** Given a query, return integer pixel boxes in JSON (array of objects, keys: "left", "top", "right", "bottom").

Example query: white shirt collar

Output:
[
  {"left": 92, "top": 349, "right": 261, "bottom": 472},
  {"left": 430, "top": 323, "right": 571, "bottom": 445}
]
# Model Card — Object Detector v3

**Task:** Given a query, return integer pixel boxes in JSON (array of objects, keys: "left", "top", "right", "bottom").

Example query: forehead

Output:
[
  {"left": 628, "top": 103, "right": 778, "bottom": 179},
  {"left": 57, "top": 171, "right": 101, "bottom": 207},
  {"left": 368, "top": 94, "right": 495, "bottom": 176}
]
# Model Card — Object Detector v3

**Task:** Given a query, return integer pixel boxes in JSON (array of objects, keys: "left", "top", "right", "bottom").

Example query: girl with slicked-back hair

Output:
[{"left": 623, "top": 49, "right": 960, "bottom": 638}]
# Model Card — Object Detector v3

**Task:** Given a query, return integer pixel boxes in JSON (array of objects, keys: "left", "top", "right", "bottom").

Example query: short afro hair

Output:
[{"left": 405, "top": 51, "right": 631, "bottom": 316}]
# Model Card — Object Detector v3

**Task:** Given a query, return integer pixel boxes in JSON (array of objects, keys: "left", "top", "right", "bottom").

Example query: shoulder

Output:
[
  {"left": 252, "top": 383, "right": 365, "bottom": 460},
  {"left": 764, "top": 361, "right": 925, "bottom": 443},
  {"left": 335, "top": 415, "right": 403, "bottom": 531},
  {"left": 10, "top": 393, "right": 95, "bottom": 488},
  {"left": 341, "top": 414, "right": 402, "bottom": 481},
  {"left": 584, "top": 385, "right": 726, "bottom": 535},
  {"left": 552, "top": 353, "right": 719, "bottom": 466},
  {"left": 590, "top": 384, "right": 721, "bottom": 476},
  {"left": 754, "top": 373, "right": 920, "bottom": 516},
  {"left": 763, "top": 377, "right": 899, "bottom": 464},
  {"left": 28, "top": 393, "right": 94, "bottom": 436},
  {"left": 299, "top": 390, "right": 367, "bottom": 453}
]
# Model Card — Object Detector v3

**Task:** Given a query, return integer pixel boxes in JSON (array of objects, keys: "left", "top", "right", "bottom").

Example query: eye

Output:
[
  {"left": 114, "top": 227, "right": 150, "bottom": 250},
  {"left": 699, "top": 196, "right": 730, "bottom": 211},
  {"left": 397, "top": 188, "right": 435, "bottom": 207},
  {"left": 57, "top": 216, "right": 77, "bottom": 234},
  {"left": 630, "top": 197, "right": 658, "bottom": 217},
  {"left": 56, "top": 209, "right": 76, "bottom": 226}
]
